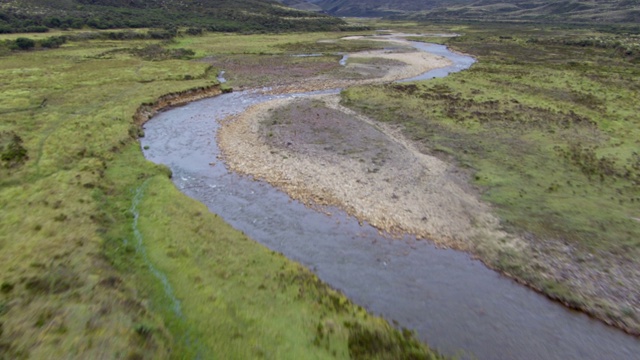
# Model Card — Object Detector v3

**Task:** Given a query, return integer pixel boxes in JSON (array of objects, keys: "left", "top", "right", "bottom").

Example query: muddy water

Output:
[{"left": 141, "top": 45, "right": 640, "bottom": 359}]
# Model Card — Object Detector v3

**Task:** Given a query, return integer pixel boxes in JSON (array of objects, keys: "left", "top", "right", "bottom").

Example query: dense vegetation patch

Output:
[
  {"left": 0, "top": 132, "right": 28, "bottom": 168},
  {"left": 316, "top": 0, "right": 640, "bottom": 24},
  {"left": 0, "top": 0, "right": 353, "bottom": 34},
  {"left": 347, "top": 322, "right": 443, "bottom": 360}
]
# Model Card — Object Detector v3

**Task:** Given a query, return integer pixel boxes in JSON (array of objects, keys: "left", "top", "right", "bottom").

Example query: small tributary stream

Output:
[{"left": 141, "top": 42, "right": 639, "bottom": 359}]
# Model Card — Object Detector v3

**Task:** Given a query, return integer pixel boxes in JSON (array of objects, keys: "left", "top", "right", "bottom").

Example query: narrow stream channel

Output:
[{"left": 141, "top": 42, "right": 640, "bottom": 359}]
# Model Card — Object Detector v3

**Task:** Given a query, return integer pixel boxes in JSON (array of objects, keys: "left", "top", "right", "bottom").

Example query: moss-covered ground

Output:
[{"left": 0, "top": 30, "right": 442, "bottom": 358}]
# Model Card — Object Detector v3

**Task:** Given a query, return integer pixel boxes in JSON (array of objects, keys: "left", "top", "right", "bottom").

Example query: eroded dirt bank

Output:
[{"left": 133, "top": 84, "right": 227, "bottom": 125}]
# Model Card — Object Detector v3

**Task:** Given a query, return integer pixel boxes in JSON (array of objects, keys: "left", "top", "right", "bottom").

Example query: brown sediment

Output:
[{"left": 252, "top": 49, "right": 451, "bottom": 96}]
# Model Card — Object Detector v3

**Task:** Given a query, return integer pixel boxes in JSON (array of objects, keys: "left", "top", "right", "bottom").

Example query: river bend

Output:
[{"left": 141, "top": 42, "right": 639, "bottom": 359}]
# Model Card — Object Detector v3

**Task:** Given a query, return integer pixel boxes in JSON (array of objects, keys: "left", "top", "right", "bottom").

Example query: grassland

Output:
[
  {"left": 341, "top": 23, "right": 640, "bottom": 334},
  {"left": 0, "top": 31, "right": 443, "bottom": 358}
]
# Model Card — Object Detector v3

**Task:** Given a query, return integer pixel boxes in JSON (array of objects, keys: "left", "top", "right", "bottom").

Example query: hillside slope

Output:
[
  {"left": 315, "top": 0, "right": 640, "bottom": 23},
  {"left": 315, "top": 0, "right": 468, "bottom": 16},
  {"left": 0, "top": 0, "right": 345, "bottom": 33}
]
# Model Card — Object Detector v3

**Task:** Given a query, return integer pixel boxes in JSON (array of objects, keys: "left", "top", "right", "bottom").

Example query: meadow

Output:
[
  {"left": 0, "top": 30, "right": 441, "bottom": 358},
  {"left": 3, "top": 19, "right": 638, "bottom": 357},
  {"left": 342, "top": 23, "right": 640, "bottom": 333}
]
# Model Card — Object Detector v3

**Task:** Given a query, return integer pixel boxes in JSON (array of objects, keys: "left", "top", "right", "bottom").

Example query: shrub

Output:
[
  {"left": 185, "top": 27, "right": 204, "bottom": 36},
  {"left": 23, "top": 26, "right": 48, "bottom": 33},
  {"left": 131, "top": 45, "right": 195, "bottom": 61},
  {"left": 40, "top": 36, "right": 67, "bottom": 49},
  {"left": 14, "top": 37, "right": 35, "bottom": 50},
  {"left": 0, "top": 132, "right": 28, "bottom": 167}
]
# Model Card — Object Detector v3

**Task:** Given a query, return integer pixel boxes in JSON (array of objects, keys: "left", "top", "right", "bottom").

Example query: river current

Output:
[{"left": 141, "top": 41, "right": 639, "bottom": 359}]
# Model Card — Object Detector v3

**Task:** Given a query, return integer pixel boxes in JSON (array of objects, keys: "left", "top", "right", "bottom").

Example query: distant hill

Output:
[
  {"left": 0, "top": 0, "right": 346, "bottom": 33},
  {"left": 313, "top": 0, "right": 640, "bottom": 23},
  {"left": 314, "top": 0, "right": 467, "bottom": 17},
  {"left": 278, "top": 0, "right": 324, "bottom": 12}
]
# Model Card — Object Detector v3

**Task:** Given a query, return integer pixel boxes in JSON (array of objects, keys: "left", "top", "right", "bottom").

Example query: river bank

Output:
[
  {"left": 219, "top": 95, "right": 514, "bottom": 250},
  {"left": 144, "top": 87, "right": 640, "bottom": 360},
  {"left": 141, "top": 60, "right": 640, "bottom": 360},
  {"left": 216, "top": 35, "right": 640, "bottom": 336},
  {"left": 216, "top": 37, "right": 505, "bottom": 249}
]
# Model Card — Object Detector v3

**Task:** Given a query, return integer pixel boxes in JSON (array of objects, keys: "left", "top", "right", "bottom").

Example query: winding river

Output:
[{"left": 141, "top": 41, "right": 640, "bottom": 359}]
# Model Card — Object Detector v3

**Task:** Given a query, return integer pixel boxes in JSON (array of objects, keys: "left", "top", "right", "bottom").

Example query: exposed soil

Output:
[
  {"left": 134, "top": 84, "right": 225, "bottom": 125},
  {"left": 201, "top": 54, "right": 342, "bottom": 90}
]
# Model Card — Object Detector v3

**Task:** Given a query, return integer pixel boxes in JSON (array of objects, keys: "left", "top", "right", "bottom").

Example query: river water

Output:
[{"left": 141, "top": 42, "right": 640, "bottom": 359}]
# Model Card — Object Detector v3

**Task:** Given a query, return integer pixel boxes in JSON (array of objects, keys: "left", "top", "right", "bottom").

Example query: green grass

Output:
[
  {"left": 344, "top": 29, "right": 640, "bottom": 252},
  {"left": 0, "top": 29, "right": 442, "bottom": 358},
  {"left": 103, "top": 144, "right": 403, "bottom": 359},
  {"left": 169, "top": 32, "right": 381, "bottom": 57},
  {"left": 0, "top": 33, "right": 215, "bottom": 358},
  {"left": 340, "top": 23, "right": 640, "bottom": 332}
]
